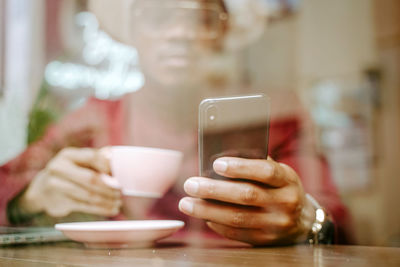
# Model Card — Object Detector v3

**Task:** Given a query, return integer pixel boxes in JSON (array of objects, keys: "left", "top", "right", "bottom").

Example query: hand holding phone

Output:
[{"left": 180, "top": 94, "right": 313, "bottom": 246}]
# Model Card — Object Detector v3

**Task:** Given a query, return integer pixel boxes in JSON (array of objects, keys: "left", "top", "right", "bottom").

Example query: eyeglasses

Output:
[{"left": 131, "top": 0, "right": 228, "bottom": 40}]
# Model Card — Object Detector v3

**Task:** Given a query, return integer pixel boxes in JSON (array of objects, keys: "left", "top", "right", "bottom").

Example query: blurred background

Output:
[{"left": 0, "top": 0, "right": 399, "bottom": 246}]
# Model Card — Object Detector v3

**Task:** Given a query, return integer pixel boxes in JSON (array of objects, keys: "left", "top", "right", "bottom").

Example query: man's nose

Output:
[{"left": 163, "top": 23, "right": 197, "bottom": 41}]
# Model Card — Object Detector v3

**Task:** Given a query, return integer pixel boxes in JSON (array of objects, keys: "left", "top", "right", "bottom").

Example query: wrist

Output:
[
  {"left": 18, "top": 187, "right": 43, "bottom": 215},
  {"left": 295, "top": 193, "right": 317, "bottom": 243},
  {"left": 7, "top": 188, "right": 40, "bottom": 225}
]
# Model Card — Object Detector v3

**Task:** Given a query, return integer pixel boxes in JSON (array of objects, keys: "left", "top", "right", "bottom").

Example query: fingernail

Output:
[
  {"left": 179, "top": 198, "right": 194, "bottom": 214},
  {"left": 184, "top": 179, "right": 199, "bottom": 195},
  {"left": 213, "top": 159, "right": 228, "bottom": 173},
  {"left": 101, "top": 174, "right": 121, "bottom": 189},
  {"left": 206, "top": 221, "right": 214, "bottom": 229}
]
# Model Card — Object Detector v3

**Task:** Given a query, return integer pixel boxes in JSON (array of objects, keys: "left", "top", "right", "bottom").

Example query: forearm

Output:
[
  {"left": 6, "top": 188, "right": 39, "bottom": 226},
  {"left": 0, "top": 168, "right": 36, "bottom": 225}
]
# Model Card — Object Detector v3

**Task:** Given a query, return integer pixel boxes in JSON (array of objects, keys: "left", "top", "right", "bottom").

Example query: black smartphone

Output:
[{"left": 199, "top": 94, "right": 270, "bottom": 179}]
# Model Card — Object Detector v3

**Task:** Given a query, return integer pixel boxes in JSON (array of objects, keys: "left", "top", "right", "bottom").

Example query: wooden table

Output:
[{"left": 1, "top": 236, "right": 399, "bottom": 267}]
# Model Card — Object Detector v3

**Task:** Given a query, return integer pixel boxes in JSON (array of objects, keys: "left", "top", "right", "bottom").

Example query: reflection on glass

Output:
[{"left": 45, "top": 12, "right": 144, "bottom": 100}]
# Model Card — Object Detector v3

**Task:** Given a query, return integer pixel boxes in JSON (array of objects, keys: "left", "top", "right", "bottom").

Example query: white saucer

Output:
[
  {"left": 122, "top": 189, "right": 162, "bottom": 198},
  {"left": 55, "top": 220, "right": 185, "bottom": 249}
]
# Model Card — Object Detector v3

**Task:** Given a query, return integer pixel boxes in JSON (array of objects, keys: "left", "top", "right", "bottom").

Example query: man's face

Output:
[{"left": 131, "top": 0, "right": 226, "bottom": 89}]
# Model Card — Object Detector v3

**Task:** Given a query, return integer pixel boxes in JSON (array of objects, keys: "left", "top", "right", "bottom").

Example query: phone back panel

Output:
[{"left": 199, "top": 94, "right": 270, "bottom": 179}]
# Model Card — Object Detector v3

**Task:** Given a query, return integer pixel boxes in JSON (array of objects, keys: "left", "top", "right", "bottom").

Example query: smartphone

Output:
[{"left": 199, "top": 94, "right": 270, "bottom": 179}]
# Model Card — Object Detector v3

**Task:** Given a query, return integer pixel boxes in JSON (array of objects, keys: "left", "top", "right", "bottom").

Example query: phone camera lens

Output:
[{"left": 206, "top": 105, "right": 218, "bottom": 126}]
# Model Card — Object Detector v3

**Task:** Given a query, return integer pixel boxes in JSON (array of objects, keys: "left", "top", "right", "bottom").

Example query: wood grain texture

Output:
[{"left": 1, "top": 236, "right": 399, "bottom": 267}]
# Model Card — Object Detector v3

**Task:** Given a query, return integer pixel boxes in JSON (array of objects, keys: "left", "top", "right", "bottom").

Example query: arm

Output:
[
  {"left": 179, "top": 115, "right": 353, "bottom": 245},
  {"left": 269, "top": 118, "right": 353, "bottom": 244},
  {"left": 1, "top": 130, "right": 60, "bottom": 225},
  {"left": 1, "top": 98, "right": 124, "bottom": 226}
]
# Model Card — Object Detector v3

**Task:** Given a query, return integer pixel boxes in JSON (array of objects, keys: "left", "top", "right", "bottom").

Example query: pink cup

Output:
[{"left": 110, "top": 146, "right": 183, "bottom": 198}]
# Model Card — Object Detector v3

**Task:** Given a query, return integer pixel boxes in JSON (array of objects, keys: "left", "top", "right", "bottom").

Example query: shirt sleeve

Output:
[{"left": 0, "top": 129, "right": 60, "bottom": 225}]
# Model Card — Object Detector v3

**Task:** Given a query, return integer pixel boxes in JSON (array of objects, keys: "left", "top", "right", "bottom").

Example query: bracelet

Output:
[{"left": 305, "top": 194, "right": 335, "bottom": 245}]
